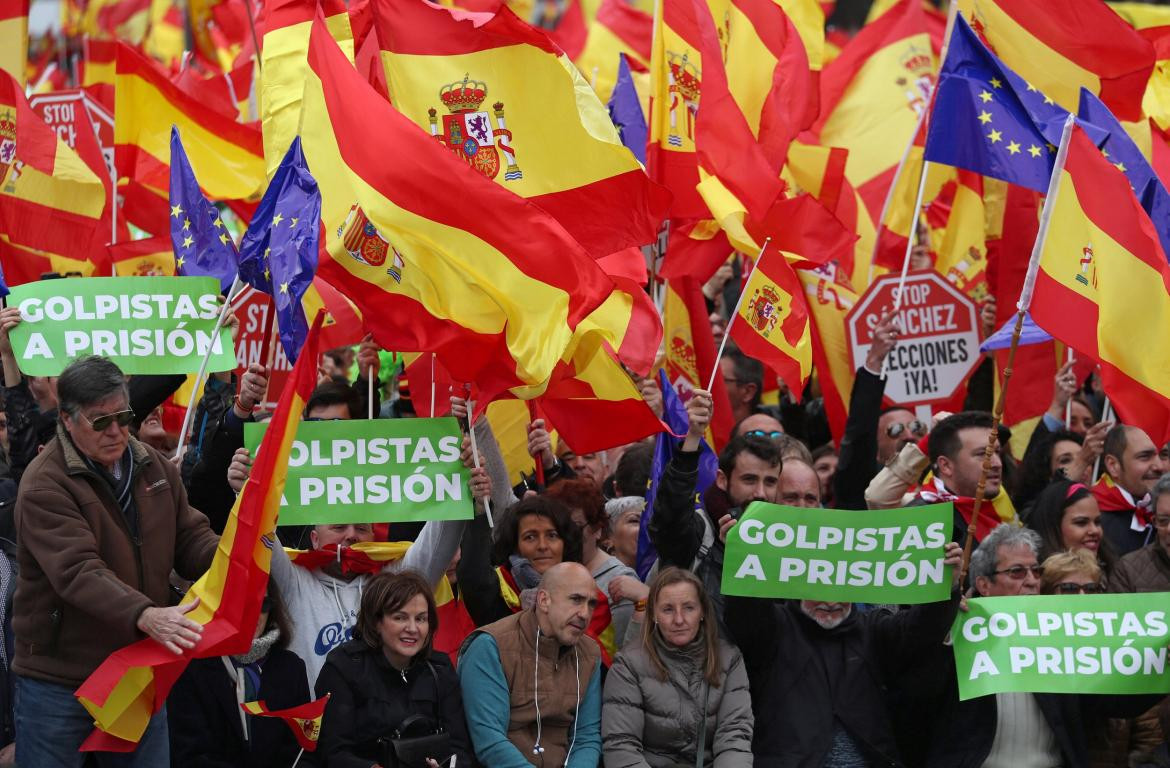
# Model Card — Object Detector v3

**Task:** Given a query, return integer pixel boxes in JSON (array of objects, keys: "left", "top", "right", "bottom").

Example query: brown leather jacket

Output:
[
  {"left": 1110, "top": 542, "right": 1170, "bottom": 594},
  {"left": 13, "top": 424, "right": 217, "bottom": 686}
]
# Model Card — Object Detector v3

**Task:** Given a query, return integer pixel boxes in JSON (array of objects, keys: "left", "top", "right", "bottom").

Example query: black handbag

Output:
[
  {"left": 378, "top": 714, "right": 452, "bottom": 768},
  {"left": 377, "top": 662, "right": 454, "bottom": 768}
]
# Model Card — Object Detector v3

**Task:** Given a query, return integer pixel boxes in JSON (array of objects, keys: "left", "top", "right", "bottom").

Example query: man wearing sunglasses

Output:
[{"left": 12, "top": 355, "right": 219, "bottom": 766}]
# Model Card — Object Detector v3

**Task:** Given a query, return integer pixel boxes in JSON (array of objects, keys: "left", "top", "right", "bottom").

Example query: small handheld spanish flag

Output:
[{"left": 241, "top": 694, "right": 330, "bottom": 752}]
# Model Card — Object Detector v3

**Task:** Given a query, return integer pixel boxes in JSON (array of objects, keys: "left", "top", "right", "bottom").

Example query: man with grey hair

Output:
[
  {"left": 922, "top": 524, "right": 1156, "bottom": 767},
  {"left": 1110, "top": 473, "right": 1170, "bottom": 593},
  {"left": 12, "top": 355, "right": 219, "bottom": 766}
]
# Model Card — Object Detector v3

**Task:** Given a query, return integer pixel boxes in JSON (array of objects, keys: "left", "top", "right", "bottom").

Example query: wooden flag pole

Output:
[
  {"left": 958, "top": 113, "right": 1077, "bottom": 585},
  {"left": 1064, "top": 348, "right": 1075, "bottom": 428},
  {"left": 706, "top": 237, "right": 770, "bottom": 392}
]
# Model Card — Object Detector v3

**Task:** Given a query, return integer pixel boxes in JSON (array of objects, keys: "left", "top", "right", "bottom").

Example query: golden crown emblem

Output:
[
  {"left": 900, "top": 44, "right": 932, "bottom": 75},
  {"left": 667, "top": 52, "right": 701, "bottom": 101},
  {"left": 0, "top": 109, "right": 15, "bottom": 139},
  {"left": 439, "top": 74, "right": 489, "bottom": 113}
]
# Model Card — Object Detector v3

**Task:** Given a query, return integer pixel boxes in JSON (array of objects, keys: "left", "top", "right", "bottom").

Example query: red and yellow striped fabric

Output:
[
  {"left": 729, "top": 244, "right": 812, "bottom": 392},
  {"left": 115, "top": 43, "right": 265, "bottom": 202},
  {"left": 75, "top": 312, "right": 327, "bottom": 750},
  {"left": 1031, "top": 124, "right": 1170, "bottom": 444},
  {"left": 0, "top": 0, "right": 28, "bottom": 87},
  {"left": 240, "top": 695, "right": 329, "bottom": 751},
  {"left": 301, "top": 15, "right": 620, "bottom": 404},
  {"left": 662, "top": 276, "right": 734, "bottom": 451},
  {"left": 0, "top": 71, "right": 106, "bottom": 260},
  {"left": 109, "top": 235, "right": 176, "bottom": 276},
  {"left": 811, "top": 0, "right": 936, "bottom": 222},
  {"left": 371, "top": 0, "right": 668, "bottom": 258},
  {"left": 957, "top": 0, "right": 1154, "bottom": 122},
  {"left": 798, "top": 264, "right": 857, "bottom": 443},
  {"left": 573, "top": 0, "right": 652, "bottom": 102}
]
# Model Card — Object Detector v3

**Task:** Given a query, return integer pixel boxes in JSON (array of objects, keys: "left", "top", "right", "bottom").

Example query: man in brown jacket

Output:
[
  {"left": 1110, "top": 473, "right": 1170, "bottom": 593},
  {"left": 11, "top": 355, "right": 218, "bottom": 766},
  {"left": 458, "top": 562, "right": 603, "bottom": 767}
]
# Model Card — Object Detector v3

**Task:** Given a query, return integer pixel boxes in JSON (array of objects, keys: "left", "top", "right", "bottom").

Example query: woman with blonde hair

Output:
[{"left": 601, "top": 567, "right": 753, "bottom": 767}]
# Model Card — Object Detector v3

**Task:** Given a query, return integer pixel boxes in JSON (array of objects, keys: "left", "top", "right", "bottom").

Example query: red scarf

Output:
[
  {"left": 285, "top": 542, "right": 410, "bottom": 574},
  {"left": 917, "top": 477, "right": 1010, "bottom": 541},
  {"left": 1091, "top": 476, "right": 1153, "bottom": 527}
]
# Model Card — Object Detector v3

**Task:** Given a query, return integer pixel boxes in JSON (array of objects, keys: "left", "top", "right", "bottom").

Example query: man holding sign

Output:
[
  {"left": 719, "top": 499, "right": 963, "bottom": 766},
  {"left": 926, "top": 524, "right": 1166, "bottom": 767}
]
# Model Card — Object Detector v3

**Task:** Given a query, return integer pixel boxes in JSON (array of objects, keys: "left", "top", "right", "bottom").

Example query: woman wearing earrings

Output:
[{"left": 601, "top": 567, "right": 753, "bottom": 767}]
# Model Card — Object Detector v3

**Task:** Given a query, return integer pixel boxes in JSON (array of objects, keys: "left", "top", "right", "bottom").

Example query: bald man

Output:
[
  {"left": 459, "top": 562, "right": 603, "bottom": 767},
  {"left": 778, "top": 459, "right": 822, "bottom": 508}
]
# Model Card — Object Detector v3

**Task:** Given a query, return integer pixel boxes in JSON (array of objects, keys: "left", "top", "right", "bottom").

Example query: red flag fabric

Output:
[{"left": 240, "top": 694, "right": 330, "bottom": 751}]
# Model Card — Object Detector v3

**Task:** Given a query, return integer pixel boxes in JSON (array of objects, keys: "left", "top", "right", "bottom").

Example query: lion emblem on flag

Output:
[
  {"left": 338, "top": 205, "right": 405, "bottom": 283},
  {"left": 428, "top": 74, "right": 522, "bottom": 182},
  {"left": 0, "top": 108, "right": 16, "bottom": 185},
  {"left": 746, "top": 284, "right": 783, "bottom": 338}
]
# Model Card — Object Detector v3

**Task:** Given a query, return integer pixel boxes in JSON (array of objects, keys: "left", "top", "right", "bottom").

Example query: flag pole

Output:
[
  {"left": 289, "top": 747, "right": 304, "bottom": 768},
  {"left": 1093, "top": 397, "right": 1113, "bottom": 482},
  {"left": 706, "top": 237, "right": 770, "bottom": 392},
  {"left": 1064, "top": 348, "right": 1074, "bottom": 428},
  {"left": 429, "top": 352, "right": 437, "bottom": 416},
  {"left": 466, "top": 396, "right": 493, "bottom": 527},
  {"left": 368, "top": 370, "right": 375, "bottom": 419},
  {"left": 880, "top": 162, "right": 932, "bottom": 380},
  {"left": 959, "top": 113, "right": 1077, "bottom": 585},
  {"left": 175, "top": 275, "right": 243, "bottom": 462}
]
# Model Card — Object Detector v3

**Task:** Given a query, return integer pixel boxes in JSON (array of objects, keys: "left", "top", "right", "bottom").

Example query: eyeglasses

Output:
[
  {"left": 746, "top": 429, "right": 783, "bottom": 439},
  {"left": 1053, "top": 582, "right": 1104, "bottom": 595},
  {"left": 991, "top": 564, "right": 1043, "bottom": 580},
  {"left": 886, "top": 420, "right": 928, "bottom": 439},
  {"left": 82, "top": 409, "right": 135, "bottom": 431}
]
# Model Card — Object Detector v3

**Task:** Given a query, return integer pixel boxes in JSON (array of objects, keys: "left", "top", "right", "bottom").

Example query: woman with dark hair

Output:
[
  {"left": 457, "top": 494, "right": 583, "bottom": 626},
  {"left": 1029, "top": 478, "right": 1117, "bottom": 580},
  {"left": 602, "top": 567, "right": 753, "bottom": 767},
  {"left": 1016, "top": 428, "right": 1091, "bottom": 516},
  {"left": 545, "top": 478, "right": 640, "bottom": 648},
  {"left": 314, "top": 570, "right": 472, "bottom": 767},
  {"left": 168, "top": 582, "right": 310, "bottom": 767}
]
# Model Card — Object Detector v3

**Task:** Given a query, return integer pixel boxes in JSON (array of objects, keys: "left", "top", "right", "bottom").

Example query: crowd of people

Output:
[{"left": 2, "top": 282, "right": 1169, "bottom": 768}]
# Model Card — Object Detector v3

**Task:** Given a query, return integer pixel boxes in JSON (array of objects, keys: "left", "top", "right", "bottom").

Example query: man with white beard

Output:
[{"left": 722, "top": 533, "right": 963, "bottom": 767}]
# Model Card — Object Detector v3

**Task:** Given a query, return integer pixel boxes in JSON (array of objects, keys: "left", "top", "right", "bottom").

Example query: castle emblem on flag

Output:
[
  {"left": 666, "top": 51, "right": 700, "bottom": 147},
  {"left": 428, "top": 74, "right": 522, "bottom": 182},
  {"left": 1076, "top": 243, "right": 1096, "bottom": 288},
  {"left": 296, "top": 717, "right": 321, "bottom": 742},
  {"left": 746, "top": 284, "right": 783, "bottom": 338},
  {"left": 338, "top": 204, "right": 405, "bottom": 284},
  {"left": 897, "top": 43, "right": 935, "bottom": 117},
  {"left": 0, "top": 108, "right": 16, "bottom": 184}
]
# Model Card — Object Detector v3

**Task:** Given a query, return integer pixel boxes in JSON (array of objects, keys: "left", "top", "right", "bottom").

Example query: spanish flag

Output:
[
  {"left": 729, "top": 245, "right": 812, "bottom": 392},
  {"left": 573, "top": 0, "right": 652, "bottom": 102},
  {"left": 0, "top": 0, "right": 28, "bottom": 86},
  {"left": 956, "top": 0, "right": 1154, "bottom": 123},
  {"left": 797, "top": 263, "right": 857, "bottom": 443},
  {"left": 371, "top": 0, "right": 669, "bottom": 257},
  {"left": 109, "top": 235, "right": 176, "bottom": 277},
  {"left": 115, "top": 43, "right": 265, "bottom": 202},
  {"left": 301, "top": 14, "right": 619, "bottom": 403},
  {"left": 662, "top": 277, "right": 734, "bottom": 450},
  {"left": 260, "top": 0, "right": 353, "bottom": 180},
  {"left": 0, "top": 237, "right": 103, "bottom": 286},
  {"left": 0, "top": 71, "right": 106, "bottom": 260},
  {"left": 1030, "top": 122, "right": 1170, "bottom": 444},
  {"left": 241, "top": 694, "right": 330, "bottom": 751},
  {"left": 75, "top": 312, "right": 326, "bottom": 750},
  {"left": 933, "top": 170, "right": 991, "bottom": 303},
  {"left": 81, "top": 39, "right": 117, "bottom": 109},
  {"left": 811, "top": 0, "right": 936, "bottom": 221}
]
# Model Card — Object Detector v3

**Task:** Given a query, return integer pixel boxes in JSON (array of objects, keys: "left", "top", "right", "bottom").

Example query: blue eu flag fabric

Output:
[
  {"left": 238, "top": 138, "right": 320, "bottom": 363},
  {"left": 1077, "top": 88, "right": 1170, "bottom": 261},
  {"left": 168, "top": 127, "right": 239, "bottom": 293},
  {"left": 637, "top": 368, "right": 718, "bottom": 579},
  {"left": 608, "top": 54, "right": 647, "bottom": 166},
  {"left": 925, "top": 15, "right": 1083, "bottom": 192}
]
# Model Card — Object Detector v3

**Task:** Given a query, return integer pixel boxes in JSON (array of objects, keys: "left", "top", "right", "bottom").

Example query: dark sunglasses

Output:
[
  {"left": 886, "top": 420, "right": 928, "bottom": 439},
  {"left": 992, "top": 564, "right": 1043, "bottom": 580},
  {"left": 745, "top": 429, "right": 783, "bottom": 439},
  {"left": 83, "top": 409, "right": 135, "bottom": 431},
  {"left": 1053, "top": 582, "right": 1103, "bottom": 595}
]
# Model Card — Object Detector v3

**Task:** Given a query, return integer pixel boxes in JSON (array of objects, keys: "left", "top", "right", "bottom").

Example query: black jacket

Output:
[
  {"left": 724, "top": 594, "right": 959, "bottom": 768},
  {"left": 313, "top": 640, "right": 472, "bottom": 768},
  {"left": 168, "top": 648, "right": 310, "bottom": 768},
  {"left": 833, "top": 367, "right": 886, "bottom": 511}
]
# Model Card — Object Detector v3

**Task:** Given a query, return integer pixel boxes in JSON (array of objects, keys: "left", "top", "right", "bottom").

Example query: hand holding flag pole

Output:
[
  {"left": 958, "top": 112, "right": 1077, "bottom": 585},
  {"left": 464, "top": 392, "right": 493, "bottom": 527},
  {"left": 706, "top": 238, "right": 771, "bottom": 392}
]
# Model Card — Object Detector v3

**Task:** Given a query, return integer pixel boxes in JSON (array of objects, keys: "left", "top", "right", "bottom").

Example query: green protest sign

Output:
[
  {"left": 721, "top": 502, "right": 954, "bottom": 604},
  {"left": 8, "top": 277, "right": 236, "bottom": 376},
  {"left": 951, "top": 593, "right": 1170, "bottom": 700},
  {"left": 244, "top": 417, "right": 472, "bottom": 526}
]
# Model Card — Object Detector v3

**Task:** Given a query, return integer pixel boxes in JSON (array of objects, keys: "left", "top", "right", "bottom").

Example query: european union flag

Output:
[
  {"left": 238, "top": 137, "right": 320, "bottom": 363},
  {"left": 637, "top": 368, "right": 717, "bottom": 579},
  {"left": 168, "top": 127, "right": 239, "bottom": 293},
  {"left": 608, "top": 54, "right": 647, "bottom": 166},
  {"left": 1077, "top": 88, "right": 1170, "bottom": 261},
  {"left": 925, "top": 15, "right": 1077, "bottom": 192}
]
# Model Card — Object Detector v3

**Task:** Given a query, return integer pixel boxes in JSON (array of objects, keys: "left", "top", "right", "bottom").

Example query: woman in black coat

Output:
[
  {"left": 314, "top": 570, "right": 472, "bottom": 768},
  {"left": 169, "top": 586, "right": 309, "bottom": 767}
]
